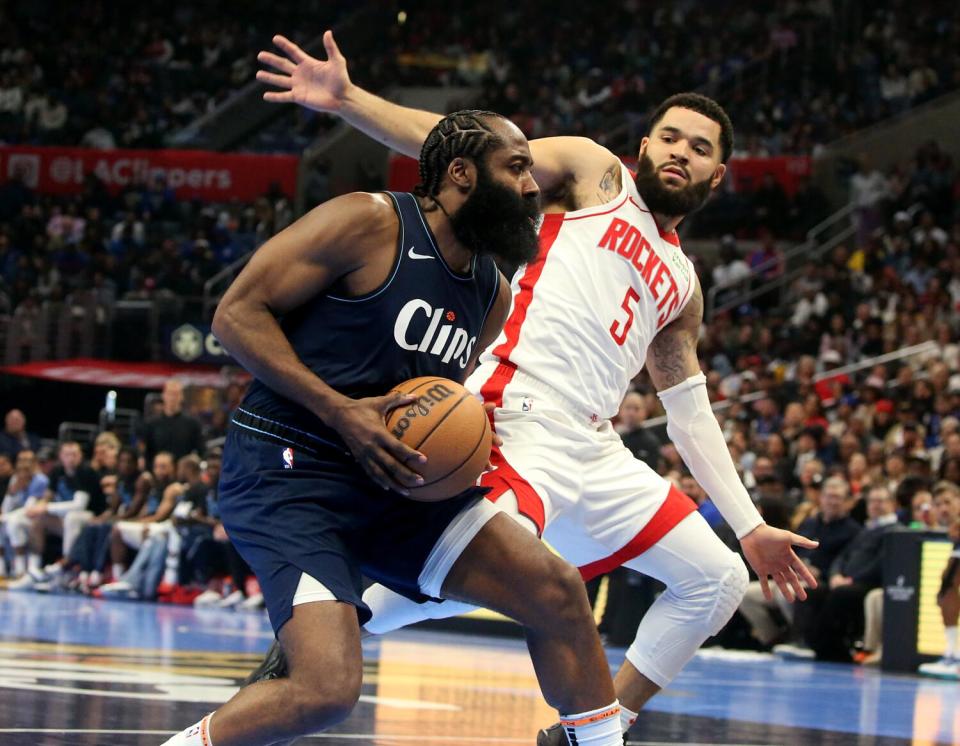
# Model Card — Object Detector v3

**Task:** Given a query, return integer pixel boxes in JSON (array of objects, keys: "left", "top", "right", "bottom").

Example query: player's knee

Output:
[
  {"left": 527, "top": 555, "right": 590, "bottom": 623},
  {"left": 706, "top": 552, "right": 749, "bottom": 634},
  {"left": 288, "top": 667, "right": 362, "bottom": 732}
]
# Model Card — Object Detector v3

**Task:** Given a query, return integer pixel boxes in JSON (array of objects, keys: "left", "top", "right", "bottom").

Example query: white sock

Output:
[
  {"left": 161, "top": 712, "right": 214, "bottom": 745},
  {"left": 163, "top": 567, "right": 178, "bottom": 586},
  {"left": 27, "top": 553, "right": 41, "bottom": 574},
  {"left": 112, "top": 563, "right": 124, "bottom": 581},
  {"left": 560, "top": 701, "right": 621, "bottom": 745},
  {"left": 620, "top": 703, "right": 639, "bottom": 733},
  {"left": 945, "top": 626, "right": 957, "bottom": 658},
  {"left": 13, "top": 554, "right": 25, "bottom": 576}
]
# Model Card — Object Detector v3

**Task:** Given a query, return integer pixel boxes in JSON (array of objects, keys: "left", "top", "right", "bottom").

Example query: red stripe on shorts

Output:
[
  {"left": 480, "top": 212, "right": 563, "bottom": 407},
  {"left": 480, "top": 442, "right": 545, "bottom": 535},
  {"left": 577, "top": 485, "right": 697, "bottom": 581}
]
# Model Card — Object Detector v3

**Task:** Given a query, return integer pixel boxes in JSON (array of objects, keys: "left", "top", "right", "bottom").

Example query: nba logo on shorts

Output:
[
  {"left": 521, "top": 397, "right": 534, "bottom": 412},
  {"left": 282, "top": 447, "right": 294, "bottom": 469}
]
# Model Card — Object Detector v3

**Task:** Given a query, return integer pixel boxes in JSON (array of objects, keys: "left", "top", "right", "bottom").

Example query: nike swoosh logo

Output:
[{"left": 407, "top": 246, "right": 434, "bottom": 260}]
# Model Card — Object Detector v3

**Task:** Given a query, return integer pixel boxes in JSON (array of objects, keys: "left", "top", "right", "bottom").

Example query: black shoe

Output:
[
  {"left": 537, "top": 721, "right": 628, "bottom": 745},
  {"left": 536, "top": 724, "right": 566, "bottom": 746},
  {"left": 241, "top": 639, "right": 289, "bottom": 686}
]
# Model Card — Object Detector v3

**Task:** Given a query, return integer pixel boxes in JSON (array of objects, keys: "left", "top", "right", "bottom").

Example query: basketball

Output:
[{"left": 385, "top": 376, "right": 492, "bottom": 501}]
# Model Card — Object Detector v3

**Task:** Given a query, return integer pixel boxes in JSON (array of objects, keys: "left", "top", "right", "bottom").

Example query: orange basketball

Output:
[{"left": 385, "top": 376, "right": 492, "bottom": 502}]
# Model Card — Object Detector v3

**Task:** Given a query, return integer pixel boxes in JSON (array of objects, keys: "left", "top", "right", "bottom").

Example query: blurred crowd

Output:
[
  {"left": 0, "top": 378, "right": 258, "bottom": 609},
  {"left": 0, "top": 0, "right": 355, "bottom": 148},
  {"left": 1, "top": 2, "right": 958, "bottom": 155}
]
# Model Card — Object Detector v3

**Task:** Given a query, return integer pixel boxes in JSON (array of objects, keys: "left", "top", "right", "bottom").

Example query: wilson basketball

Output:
[{"left": 385, "top": 376, "right": 492, "bottom": 502}]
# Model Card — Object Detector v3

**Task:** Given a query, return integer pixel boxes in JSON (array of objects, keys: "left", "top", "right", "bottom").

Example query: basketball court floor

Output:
[{"left": 0, "top": 591, "right": 956, "bottom": 745}]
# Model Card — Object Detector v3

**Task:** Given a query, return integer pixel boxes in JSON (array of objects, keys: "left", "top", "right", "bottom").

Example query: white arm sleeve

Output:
[
  {"left": 45, "top": 490, "right": 90, "bottom": 516},
  {"left": 658, "top": 373, "right": 764, "bottom": 539}
]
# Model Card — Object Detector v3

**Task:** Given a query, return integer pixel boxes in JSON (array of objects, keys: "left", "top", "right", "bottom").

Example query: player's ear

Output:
[
  {"left": 447, "top": 157, "right": 473, "bottom": 193},
  {"left": 711, "top": 162, "right": 726, "bottom": 189},
  {"left": 637, "top": 137, "right": 649, "bottom": 159}
]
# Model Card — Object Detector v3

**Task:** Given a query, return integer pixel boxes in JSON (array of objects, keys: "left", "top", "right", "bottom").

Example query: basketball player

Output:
[
  {"left": 252, "top": 33, "right": 818, "bottom": 743},
  {"left": 162, "top": 112, "right": 626, "bottom": 746}
]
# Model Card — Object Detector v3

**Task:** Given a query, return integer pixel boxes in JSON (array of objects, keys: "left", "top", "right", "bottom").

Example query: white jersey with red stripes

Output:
[{"left": 468, "top": 163, "right": 696, "bottom": 420}]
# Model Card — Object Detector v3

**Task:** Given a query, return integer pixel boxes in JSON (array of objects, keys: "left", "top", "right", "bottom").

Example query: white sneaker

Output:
[
  {"left": 7, "top": 571, "right": 43, "bottom": 591},
  {"left": 193, "top": 589, "right": 223, "bottom": 607},
  {"left": 238, "top": 592, "right": 265, "bottom": 611},
  {"left": 99, "top": 580, "right": 138, "bottom": 599},
  {"left": 218, "top": 589, "right": 245, "bottom": 608},
  {"left": 88, "top": 570, "right": 103, "bottom": 588},
  {"left": 772, "top": 643, "right": 815, "bottom": 660},
  {"left": 43, "top": 562, "right": 65, "bottom": 579}
]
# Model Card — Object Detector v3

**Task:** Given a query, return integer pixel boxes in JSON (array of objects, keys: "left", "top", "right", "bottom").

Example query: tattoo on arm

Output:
[
  {"left": 597, "top": 165, "right": 621, "bottom": 201},
  {"left": 647, "top": 282, "right": 704, "bottom": 391}
]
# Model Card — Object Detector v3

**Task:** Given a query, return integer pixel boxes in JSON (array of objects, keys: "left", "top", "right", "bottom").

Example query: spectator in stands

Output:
[
  {"left": 740, "top": 475, "right": 859, "bottom": 649},
  {"left": 933, "top": 481, "right": 960, "bottom": 532},
  {"left": 935, "top": 518, "right": 960, "bottom": 668},
  {"left": 106, "top": 450, "right": 177, "bottom": 582},
  {"left": 51, "top": 447, "right": 150, "bottom": 591},
  {"left": 616, "top": 391, "right": 662, "bottom": 470},
  {"left": 0, "top": 453, "right": 13, "bottom": 498},
  {"left": 1, "top": 450, "right": 49, "bottom": 577},
  {"left": 0, "top": 408, "right": 41, "bottom": 459},
  {"left": 802, "top": 485, "right": 902, "bottom": 661},
  {"left": 6, "top": 442, "right": 102, "bottom": 589},
  {"left": 140, "top": 379, "right": 205, "bottom": 463},
  {"left": 90, "top": 431, "right": 121, "bottom": 476}
]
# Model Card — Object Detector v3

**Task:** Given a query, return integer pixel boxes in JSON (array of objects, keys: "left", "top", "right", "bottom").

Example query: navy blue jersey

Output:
[{"left": 241, "top": 191, "right": 501, "bottom": 439}]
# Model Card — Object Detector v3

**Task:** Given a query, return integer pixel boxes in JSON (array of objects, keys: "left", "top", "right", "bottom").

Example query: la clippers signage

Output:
[{"left": 0, "top": 146, "right": 298, "bottom": 201}]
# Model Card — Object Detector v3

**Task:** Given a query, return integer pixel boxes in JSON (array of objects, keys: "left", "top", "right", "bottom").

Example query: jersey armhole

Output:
[{"left": 325, "top": 191, "right": 404, "bottom": 303}]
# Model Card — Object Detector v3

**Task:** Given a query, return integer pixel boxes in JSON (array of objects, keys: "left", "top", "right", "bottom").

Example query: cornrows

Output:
[{"left": 414, "top": 109, "right": 505, "bottom": 198}]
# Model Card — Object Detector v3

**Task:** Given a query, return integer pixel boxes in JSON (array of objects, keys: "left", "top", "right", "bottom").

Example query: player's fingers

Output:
[
  {"left": 482, "top": 402, "right": 496, "bottom": 413},
  {"left": 263, "top": 91, "right": 295, "bottom": 103},
  {"left": 256, "top": 70, "right": 293, "bottom": 90},
  {"left": 790, "top": 532, "right": 819, "bottom": 549},
  {"left": 793, "top": 556, "right": 819, "bottom": 589},
  {"left": 363, "top": 458, "right": 405, "bottom": 494},
  {"left": 376, "top": 451, "right": 424, "bottom": 489},
  {"left": 774, "top": 572, "right": 795, "bottom": 603},
  {"left": 257, "top": 51, "right": 296, "bottom": 74},
  {"left": 382, "top": 435, "right": 427, "bottom": 466},
  {"left": 378, "top": 393, "right": 417, "bottom": 414},
  {"left": 324, "top": 29, "right": 345, "bottom": 61},
  {"left": 273, "top": 34, "right": 307, "bottom": 63},
  {"left": 786, "top": 566, "right": 807, "bottom": 602},
  {"left": 491, "top": 432, "right": 503, "bottom": 448},
  {"left": 758, "top": 574, "right": 772, "bottom": 601}
]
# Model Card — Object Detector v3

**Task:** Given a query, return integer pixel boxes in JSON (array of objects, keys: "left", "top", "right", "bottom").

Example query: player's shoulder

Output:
[{"left": 301, "top": 191, "right": 399, "bottom": 247}]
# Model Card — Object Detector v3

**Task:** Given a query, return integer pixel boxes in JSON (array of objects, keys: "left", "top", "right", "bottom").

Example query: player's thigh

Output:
[
  {"left": 439, "top": 511, "right": 588, "bottom": 624},
  {"left": 624, "top": 510, "right": 744, "bottom": 592},
  {"left": 39, "top": 512, "right": 63, "bottom": 536},
  {"left": 488, "top": 489, "right": 540, "bottom": 536}
]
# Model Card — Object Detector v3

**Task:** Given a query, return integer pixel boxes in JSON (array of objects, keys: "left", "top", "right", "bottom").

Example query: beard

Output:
[
  {"left": 449, "top": 163, "right": 542, "bottom": 266},
  {"left": 633, "top": 152, "right": 713, "bottom": 217}
]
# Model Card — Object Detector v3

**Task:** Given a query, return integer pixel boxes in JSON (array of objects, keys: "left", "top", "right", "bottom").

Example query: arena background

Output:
[{"left": 0, "top": 1, "right": 959, "bottom": 744}]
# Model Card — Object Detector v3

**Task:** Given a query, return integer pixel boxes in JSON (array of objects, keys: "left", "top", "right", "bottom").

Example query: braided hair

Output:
[{"left": 414, "top": 109, "right": 506, "bottom": 199}]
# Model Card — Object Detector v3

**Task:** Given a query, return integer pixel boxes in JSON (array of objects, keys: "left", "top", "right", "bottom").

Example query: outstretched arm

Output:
[
  {"left": 647, "top": 278, "right": 818, "bottom": 601},
  {"left": 256, "top": 32, "right": 618, "bottom": 197},
  {"left": 257, "top": 32, "right": 440, "bottom": 159}
]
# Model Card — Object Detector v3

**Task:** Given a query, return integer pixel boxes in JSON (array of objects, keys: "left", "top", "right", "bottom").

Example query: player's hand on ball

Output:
[
  {"left": 740, "top": 524, "right": 819, "bottom": 603},
  {"left": 331, "top": 393, "right": 427, "bottom": 495},
  {"left": 256, "top": 31, "right": 351, "bottom": 112}
]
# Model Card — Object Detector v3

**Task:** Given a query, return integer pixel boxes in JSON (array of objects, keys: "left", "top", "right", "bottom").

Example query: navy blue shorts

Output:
[{"left": 218, "top": 414, "right": 485, "bottom": 635}]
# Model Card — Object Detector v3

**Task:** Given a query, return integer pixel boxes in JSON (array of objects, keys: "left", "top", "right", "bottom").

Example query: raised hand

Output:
[
  {"left": 329, "top": 392, "right": 427, "bottom": 495},
  {"left": 256, "top": 31, "right": 351, "bottom": 112},
  {"left": 740, "top": 523, "right": 819, "bottom": 602}
]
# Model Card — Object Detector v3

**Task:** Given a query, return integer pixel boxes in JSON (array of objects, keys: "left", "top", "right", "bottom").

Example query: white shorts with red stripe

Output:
[{"left": 473, "top": 364, "right": 696, "bottom": 580}]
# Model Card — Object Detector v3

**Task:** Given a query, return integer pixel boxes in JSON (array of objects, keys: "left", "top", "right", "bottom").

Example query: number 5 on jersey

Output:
[{"left": 609, "top": 287, "right": 641, "bottom": 346}]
